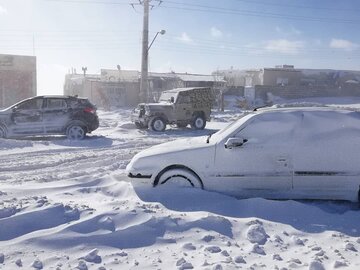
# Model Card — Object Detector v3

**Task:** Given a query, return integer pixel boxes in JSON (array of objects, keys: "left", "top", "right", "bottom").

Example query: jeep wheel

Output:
[
  {"left": 191, "top": 115, "right": 206, "bottom": 130},
  {"left": 149, "top": 117, "right": 166, "bottom": 132}
]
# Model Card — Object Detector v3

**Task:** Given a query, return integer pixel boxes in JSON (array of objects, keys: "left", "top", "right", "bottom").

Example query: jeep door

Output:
[
  {"left": 211, "top": 111, "right": 301, "bottom": 199},
  {"left": 292, "top": 110, "right": 360, "bottom": 201},
  {"left": 43, "top": 98, "right": 70, "bottom": 133},
  {"left": 174, "top": 93, "right": 192, "bottom": 121},
  {"left": 11, "top": 98, "right": 44, "bottom": 135}
]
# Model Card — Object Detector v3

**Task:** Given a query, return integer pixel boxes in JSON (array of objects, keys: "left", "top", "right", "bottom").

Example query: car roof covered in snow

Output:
[{"left": 254, "top": 104, "right": 360, "bottom": 114}]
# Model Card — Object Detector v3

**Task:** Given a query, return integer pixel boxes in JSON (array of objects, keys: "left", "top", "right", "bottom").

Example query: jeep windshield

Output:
[{"left": 158, "top": 92, "right": 178, "bottom": 103}]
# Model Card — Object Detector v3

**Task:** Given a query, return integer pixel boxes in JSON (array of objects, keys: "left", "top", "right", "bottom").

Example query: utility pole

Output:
[{"left": 140, "top": 0, "right": 149, "bottom": 103}]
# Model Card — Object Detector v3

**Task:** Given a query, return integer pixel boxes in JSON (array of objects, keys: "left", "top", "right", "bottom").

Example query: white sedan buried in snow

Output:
[{"left": 126, "top": 107, "right": 360, "bottom": 202}]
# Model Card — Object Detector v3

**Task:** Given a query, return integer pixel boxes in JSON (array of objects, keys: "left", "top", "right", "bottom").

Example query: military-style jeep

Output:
[{"left": 131, "top": 87, "right": 214, "bottom": 132}]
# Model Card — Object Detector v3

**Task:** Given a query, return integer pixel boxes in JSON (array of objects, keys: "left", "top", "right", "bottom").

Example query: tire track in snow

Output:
[{"left": 0, "top": 140, "right": 159, "bottom": 183}]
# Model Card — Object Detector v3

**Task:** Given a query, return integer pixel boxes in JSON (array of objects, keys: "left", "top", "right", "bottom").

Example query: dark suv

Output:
[{"left": 0, "top": 95, "right": 99, "bottom": 140}]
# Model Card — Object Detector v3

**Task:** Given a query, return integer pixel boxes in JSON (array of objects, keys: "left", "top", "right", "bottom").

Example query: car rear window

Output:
[
  {"left": 46, "top": 98, "right": 67, "bottom": 109},
  {"left": 67, "top": 98, "right": 94, "bottom": 108}
]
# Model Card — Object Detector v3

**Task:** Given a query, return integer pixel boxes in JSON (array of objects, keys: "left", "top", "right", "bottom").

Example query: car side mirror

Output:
[
  {"left": 170, "top": 97, "right": 175, "bottom": 103},
  {"left": 12, "top": 106, "right": 18, "bottom": 112},
  {"left": 224, "top": 137, "right": 248, "bottom": 149}
]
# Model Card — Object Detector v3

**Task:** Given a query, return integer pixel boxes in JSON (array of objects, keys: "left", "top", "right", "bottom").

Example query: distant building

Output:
[
  {"left": 64, "top": 69, "right": 140, "bottom": 109},
  {"left": 0, "top": 54, "right": 36, "bottom": 108},
  {"left": 215, "top": 65, "right": 360, "bottom": 101},
  {"left": 64, "top": 69, "right": 225, "bottom": 108}
]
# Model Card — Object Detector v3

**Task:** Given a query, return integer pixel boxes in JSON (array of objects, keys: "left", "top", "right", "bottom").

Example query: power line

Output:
[
  {"left": 1, "top": 31, "right": 358, "bottom": 55},
  {"left": 42, "top": 0, "right": 129, "bottom": 5},
  {"left": 158, "top": 3, "right": 360, "bottom": 24},
  {"left": 233, "top": 0, "right": 360, "bottom": 13},
  {"left": 41, "top": 0, "right": 360, "bottom": 24}
]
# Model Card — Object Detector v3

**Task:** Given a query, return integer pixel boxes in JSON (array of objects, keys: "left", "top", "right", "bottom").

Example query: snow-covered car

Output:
[
  {"left": 0, "top": 95, "right": 99, "bottom": 139},
  {"left": 127, "top": 107, "right": 360, "bottom": 202}
]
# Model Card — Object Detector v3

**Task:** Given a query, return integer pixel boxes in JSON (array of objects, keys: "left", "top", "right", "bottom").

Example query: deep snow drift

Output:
[{"left": 1, "top": 98, "right": 360, "bottom": 270}]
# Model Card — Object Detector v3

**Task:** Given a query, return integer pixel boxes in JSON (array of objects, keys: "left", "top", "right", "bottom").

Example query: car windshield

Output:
[
  {"left": 210, "top": 113, "right": 255, "bottom": 142},
  {"left": 158, "top": 92, "right": 178, "bottom": 103}
]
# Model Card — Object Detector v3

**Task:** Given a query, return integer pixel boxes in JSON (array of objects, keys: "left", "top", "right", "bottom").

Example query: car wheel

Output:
[
  {"left": 66, "top": 124, "right": 86, "bottom": 140},
  {"left": 156, "top": 168, "right": 203, "bottom": 188},
  {"left": 0, "top": 125, "right": 7, "bottom": 138},
  {"left": 149, "top": 117, "right": 166, "bottom": 132},
  {"left": 191, "top": 114, "right": 206, "bottom": 130}
]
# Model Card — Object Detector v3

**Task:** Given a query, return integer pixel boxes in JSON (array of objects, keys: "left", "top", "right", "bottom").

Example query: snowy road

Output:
[{"left": 1, "top": 106, "right": 360, "bottom": 270}]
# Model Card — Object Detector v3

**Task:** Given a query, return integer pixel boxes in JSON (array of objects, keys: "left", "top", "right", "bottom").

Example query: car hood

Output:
[
  {"left": 138, "top": 136, "right": 211, "bottom": 157},
  {"left": 126, "top": 135, "right": 216, "bottom": 176}
]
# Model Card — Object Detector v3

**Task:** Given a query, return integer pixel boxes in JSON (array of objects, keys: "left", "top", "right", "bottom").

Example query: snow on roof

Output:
[
  {"left": 148, "top": 72, "right": 225, "bottom": 82},
  {"left": 148, "top": 72, "right": 177, "bottom": 79},
  {"left": 101, "top": 69, "right": 139, "bottom": 82},
  {"left": 300, "top": 68, "right": 360, "bottom": 76},
  {"left": 176, "top": 73, "right": 225, "bottom": 82},
  {"left": 163, "top": 87, "right": 211, "bottom": 93}
]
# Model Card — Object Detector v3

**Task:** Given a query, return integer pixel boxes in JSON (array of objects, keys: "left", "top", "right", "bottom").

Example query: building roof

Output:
[
  {"left": 176, "top": 73, "right": 225, "bottom": 82},
  {"left": 163, "top": 87, "right": 211, "bottom": 93},
  {"left": 101, "top": 69, "right": 139, "bottom": 82}
]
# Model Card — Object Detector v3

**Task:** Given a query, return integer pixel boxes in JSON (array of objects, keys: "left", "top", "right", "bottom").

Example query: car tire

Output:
[
  {"left": 0, "top": 125, "right": 7, "bottom": 139},
  {"left": 156, "top": 168, "right": 203, "bottom": 188},
  {"left": 149, "top": 117, "right": 166, "bottom": 132},
  {"left": 66, "top": 124, "right": 86, "bottom": 140},
  {"left": 190, "top": 114, "right": 206, "bottom": 130}
]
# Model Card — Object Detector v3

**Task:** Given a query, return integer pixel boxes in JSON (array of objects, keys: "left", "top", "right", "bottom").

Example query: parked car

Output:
[
  {"left": 127, "top": 106, "right": 360, "bottom": 202},
  {"left": 0, "top": 95, "right": 99, "bottom": 140},
  {"left": 131, "top": 87, "right": 215, "bottom": 131}
]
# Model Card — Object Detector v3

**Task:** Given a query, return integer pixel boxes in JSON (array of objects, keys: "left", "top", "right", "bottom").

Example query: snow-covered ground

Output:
[{"left": 1, "top": 98, "right": 360, "bottom": 270}]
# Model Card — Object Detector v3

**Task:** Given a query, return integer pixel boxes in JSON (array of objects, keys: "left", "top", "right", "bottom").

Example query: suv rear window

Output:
[{"left": 67, "top": 98, "right": 94, "bottom": 108}]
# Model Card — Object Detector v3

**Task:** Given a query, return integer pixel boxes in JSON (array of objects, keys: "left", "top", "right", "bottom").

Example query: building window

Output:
[{"left": 276, "top": 78, "right": 289, "bottom": 86}]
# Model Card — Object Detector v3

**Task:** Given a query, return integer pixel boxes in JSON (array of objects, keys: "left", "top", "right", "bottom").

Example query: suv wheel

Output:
[
  {"left": 191, "top": 115, "right": 206, "bottom": 130},
  {"left": 66, "top": 124, "right": 86, "bottom": 140},
  {"left": 149, "top": 117, "right": 166, "bottom": 132}
]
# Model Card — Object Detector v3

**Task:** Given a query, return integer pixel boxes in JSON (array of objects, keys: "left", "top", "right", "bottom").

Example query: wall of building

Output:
[
  {"left": 254, "top": 84, "right": 360, "bottom": 101},
  {"left": 0, "top": 54, "right": 36, "bottom": 108},
  {"left": 262, "top": 68, "right": 302, "bottom": 86},
  {"left": 82, "top": 80, "right": 139, "bottom": 108}
]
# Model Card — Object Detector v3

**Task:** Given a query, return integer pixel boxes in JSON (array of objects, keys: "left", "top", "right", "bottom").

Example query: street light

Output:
[
  {"left": 148, "top": 30, "right": 166, "bottom": 51},
  {"left": 140, "top": 29, "right": 166, "bottom": 102}
]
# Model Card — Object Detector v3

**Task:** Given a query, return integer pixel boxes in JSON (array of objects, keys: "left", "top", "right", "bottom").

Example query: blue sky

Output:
[{"left": 0, "top": 0, "right": 359, "bottom": 95}]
